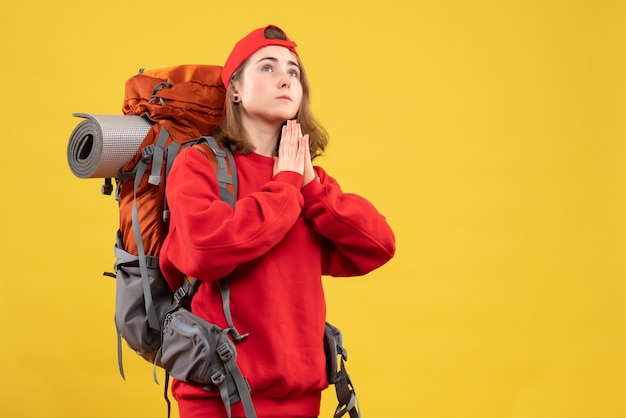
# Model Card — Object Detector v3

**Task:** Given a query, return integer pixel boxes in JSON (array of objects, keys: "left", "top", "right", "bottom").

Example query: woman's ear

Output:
[{"left": 230, "top": 78, "right": 243, "bottom": 102}]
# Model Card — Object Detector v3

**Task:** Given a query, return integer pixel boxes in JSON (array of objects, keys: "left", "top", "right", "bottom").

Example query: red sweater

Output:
[{"left": 160, "top": 147, "right": 395, "bottom": 417}]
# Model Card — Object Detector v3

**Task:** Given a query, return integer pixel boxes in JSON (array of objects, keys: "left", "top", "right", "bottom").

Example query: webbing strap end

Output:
[{"left": 148, "top": 175, "right": 161, "bottom": 185}]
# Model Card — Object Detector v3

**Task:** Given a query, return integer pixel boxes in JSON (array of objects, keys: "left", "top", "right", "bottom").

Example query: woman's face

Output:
[{"left": 235, "top": 45, "right": 303, "bottom": 125}]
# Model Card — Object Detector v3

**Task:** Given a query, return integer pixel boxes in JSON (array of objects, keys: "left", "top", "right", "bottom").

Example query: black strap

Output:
[
  {"left": 333, "top": 357, "right": 360, "bottom": 418},
  {"left": 163, "top": 372, "right": 171, "bottom": 418},
  {"left": 101, "top": 177, "right": 114, "bottom": 195}
]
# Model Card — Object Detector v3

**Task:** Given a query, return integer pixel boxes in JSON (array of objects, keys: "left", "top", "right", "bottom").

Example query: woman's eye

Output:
[
  {"left": 288, "top": 69, "right": 300, "bottom": 78},
  {"left": 261, "top": 65, "right": 273, "bottom": 72}
]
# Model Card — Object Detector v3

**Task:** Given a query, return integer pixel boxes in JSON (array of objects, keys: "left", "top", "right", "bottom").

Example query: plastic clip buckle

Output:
[
  {"left": 228, "top": 328, "right": 249, "bottom": 343},
  {"left": 101, "top": 178, "right": 113, "bottom": 195},
  {"left": 211, "top": 371, "right": 225, "bottom": 385},
  {"left": 141, "top": 144, "right": 155, "bottom": 163},
  {"left": 217, "top": 343, "right": 233, "bottom": 362},
  {"left": 173, "top": 287, "right": 188, "bottom": 304}
]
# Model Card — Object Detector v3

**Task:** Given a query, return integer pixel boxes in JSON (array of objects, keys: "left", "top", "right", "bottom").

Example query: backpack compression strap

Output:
[
  {"left": 131, "top": 126, "right": 171, "bottom": 331},
  {"left": 207, "top": 335, "right": 257, "bottom": 418}
]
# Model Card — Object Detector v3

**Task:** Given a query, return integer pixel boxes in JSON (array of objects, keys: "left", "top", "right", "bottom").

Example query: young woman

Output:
[{"left": 160, "top": 24, "right": 396, "bottom": 418}]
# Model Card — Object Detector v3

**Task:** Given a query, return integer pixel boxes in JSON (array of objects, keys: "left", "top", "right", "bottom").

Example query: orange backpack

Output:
[
  {"left": 107, "top": 65, "right": 259, "bottom": 418},
  {"left": 117, "top": 65, "right": 227, "bottom": 258},
  {"left": 111, "top": 64, "right": 239, "bottom": 347}
]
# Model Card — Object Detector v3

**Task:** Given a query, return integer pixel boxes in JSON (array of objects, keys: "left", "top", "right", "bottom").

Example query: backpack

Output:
[
  {"left": 67, "top": 65, "right": 360, "bottom": 418},
  {"left": 108, "top": 65, "right": 259, "bottom": 418}
]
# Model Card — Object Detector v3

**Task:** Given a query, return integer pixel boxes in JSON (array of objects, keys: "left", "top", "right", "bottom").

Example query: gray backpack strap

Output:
[
  {"left": 148, "top": 126, "right": 170, "bottom": 185},
  {"left": 216, "top": 340, "right": 257, "bottom": 418},
  {"left": 218, "top": 279, "right": 249, "bottom": 342},
  {"left": 195, "top": 138, "right": 245, "bottom": 342},
  {"left": 163, "top": 141, "right": 182, "bottom": 223},
  {"left": 127, "top": 126, "right": 172, "bottom": 332},
  {"left": 165, "top": 141, "right": 182, "bottom": 179},
  {"left": 202, "top": 141, "right": 253, "bottom": 415},
  {"left": 163, "top": 136, "right": 252, "bottom": 418},
  {"left": 113, "top": 231, "right": 138, "bottom": 380},
  {"left": 132, "top": 149, "right": 160, "bottom": 330},
  {"left": 202, "top": 136, "right": 237, "bottom": 207}
]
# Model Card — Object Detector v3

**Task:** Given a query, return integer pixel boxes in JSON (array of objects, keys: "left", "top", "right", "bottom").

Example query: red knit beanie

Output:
[{"left": 221, "top": 25, "right": 298, "bottom": 87}]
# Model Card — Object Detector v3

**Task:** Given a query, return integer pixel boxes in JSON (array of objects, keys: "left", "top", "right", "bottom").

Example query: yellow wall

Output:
[{"left": 1, "top": 1, "right": 624, "bottom": 417}]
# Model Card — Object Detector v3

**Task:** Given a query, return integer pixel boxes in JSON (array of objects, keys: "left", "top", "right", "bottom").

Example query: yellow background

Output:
[{"left": 1, "top": 1, "right": 624, "bottom": 417}]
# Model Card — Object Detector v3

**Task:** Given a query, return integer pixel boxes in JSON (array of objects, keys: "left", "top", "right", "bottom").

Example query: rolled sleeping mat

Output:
[{"left": 67, "top": 113, "right": 152, "bottom": 178}]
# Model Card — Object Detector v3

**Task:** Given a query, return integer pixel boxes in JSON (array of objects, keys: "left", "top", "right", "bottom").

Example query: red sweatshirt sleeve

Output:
[
  {"left": 160, "top": 147, "right": 304, "bottom": 285},
  {"left": 301, "top": 166, "right": 396, "bottom": 276}
]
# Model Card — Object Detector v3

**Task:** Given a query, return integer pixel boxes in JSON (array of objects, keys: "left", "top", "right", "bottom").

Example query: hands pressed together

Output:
[{"left": 273, "top": 119, "right": 315, "bottom": 187}]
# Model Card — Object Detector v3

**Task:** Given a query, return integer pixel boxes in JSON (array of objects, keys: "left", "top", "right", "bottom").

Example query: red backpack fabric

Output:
[{"left": 118, "top": 65, "right": 226, "bottom": 257}]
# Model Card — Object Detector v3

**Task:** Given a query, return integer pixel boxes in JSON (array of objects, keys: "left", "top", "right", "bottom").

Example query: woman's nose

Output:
[{"left": 278, "top": 72, "right": 291, "bottom": 88}]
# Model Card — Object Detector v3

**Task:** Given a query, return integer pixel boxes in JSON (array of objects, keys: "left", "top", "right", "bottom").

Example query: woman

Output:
[{"left": 160, "top": 24, "right": 396, "bottom": 418}]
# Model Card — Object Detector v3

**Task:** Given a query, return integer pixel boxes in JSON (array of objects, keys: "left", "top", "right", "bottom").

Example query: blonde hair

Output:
[{"left": 215, "top": 26, "right": 328, "bottom": 159}]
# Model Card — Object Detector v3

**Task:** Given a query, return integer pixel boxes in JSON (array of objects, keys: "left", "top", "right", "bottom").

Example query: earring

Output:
[{"left": 233, "top": 94, "right": 240, "bottom": 104}]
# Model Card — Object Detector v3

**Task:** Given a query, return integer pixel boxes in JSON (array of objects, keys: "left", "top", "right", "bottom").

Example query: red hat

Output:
[{"left": 221, "top": 25, "right": 298, "bottom": 87}]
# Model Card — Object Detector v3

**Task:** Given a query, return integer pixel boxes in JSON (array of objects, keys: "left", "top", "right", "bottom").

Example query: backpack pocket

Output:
[
  {"left": 161, "top": 308, "right": 234, "bottom": 386},
  {"left": 115, "top": 262, "right": 174, "bottom": 365},
  {"left": 161, "top": 309, "right": 255, "bottom": 415}
]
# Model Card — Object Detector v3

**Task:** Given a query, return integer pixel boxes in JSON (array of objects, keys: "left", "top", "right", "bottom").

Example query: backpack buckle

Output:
[
  {"left": 141, "top": 144, "right": 155, "bottom": 163},
  {"left": 173, "top": 285, "right": 190, "bottom": 304},
  {"left": 101, "top": 178, "right": 113, "bottom": 195},
  {"left": 217, "top": 343, "right": 233, "bottom": 362},
  {"left": 227, "top": 327, "right": 249, "bottom": 343},
  {"left": 211, "top": 371, "right": 225, "bottom": 385},
  {"left": 145, "top": 256, "right": 159, "bottom": 269},
  {"left": 173, "top": 288, "right": 188, "bottom": 305}
]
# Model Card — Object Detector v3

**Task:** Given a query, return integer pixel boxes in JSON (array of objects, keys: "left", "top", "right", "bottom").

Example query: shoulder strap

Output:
[
  {"left": 217, "top": 279, "right": 248, "bottom": 342},
  {"left": 189, "top": 137, "right": 248, "bottom": 342},
  {"left": 192, "top": 136, "right": 237, "bottom": 207},
  {"left": 171, "top": 141, "right": 253, "bottom": 417}
]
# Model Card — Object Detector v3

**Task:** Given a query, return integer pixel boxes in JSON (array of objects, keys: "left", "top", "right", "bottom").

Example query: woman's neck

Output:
[{"left": 241, "top": 116, "right": 281, "bottom": 157}]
